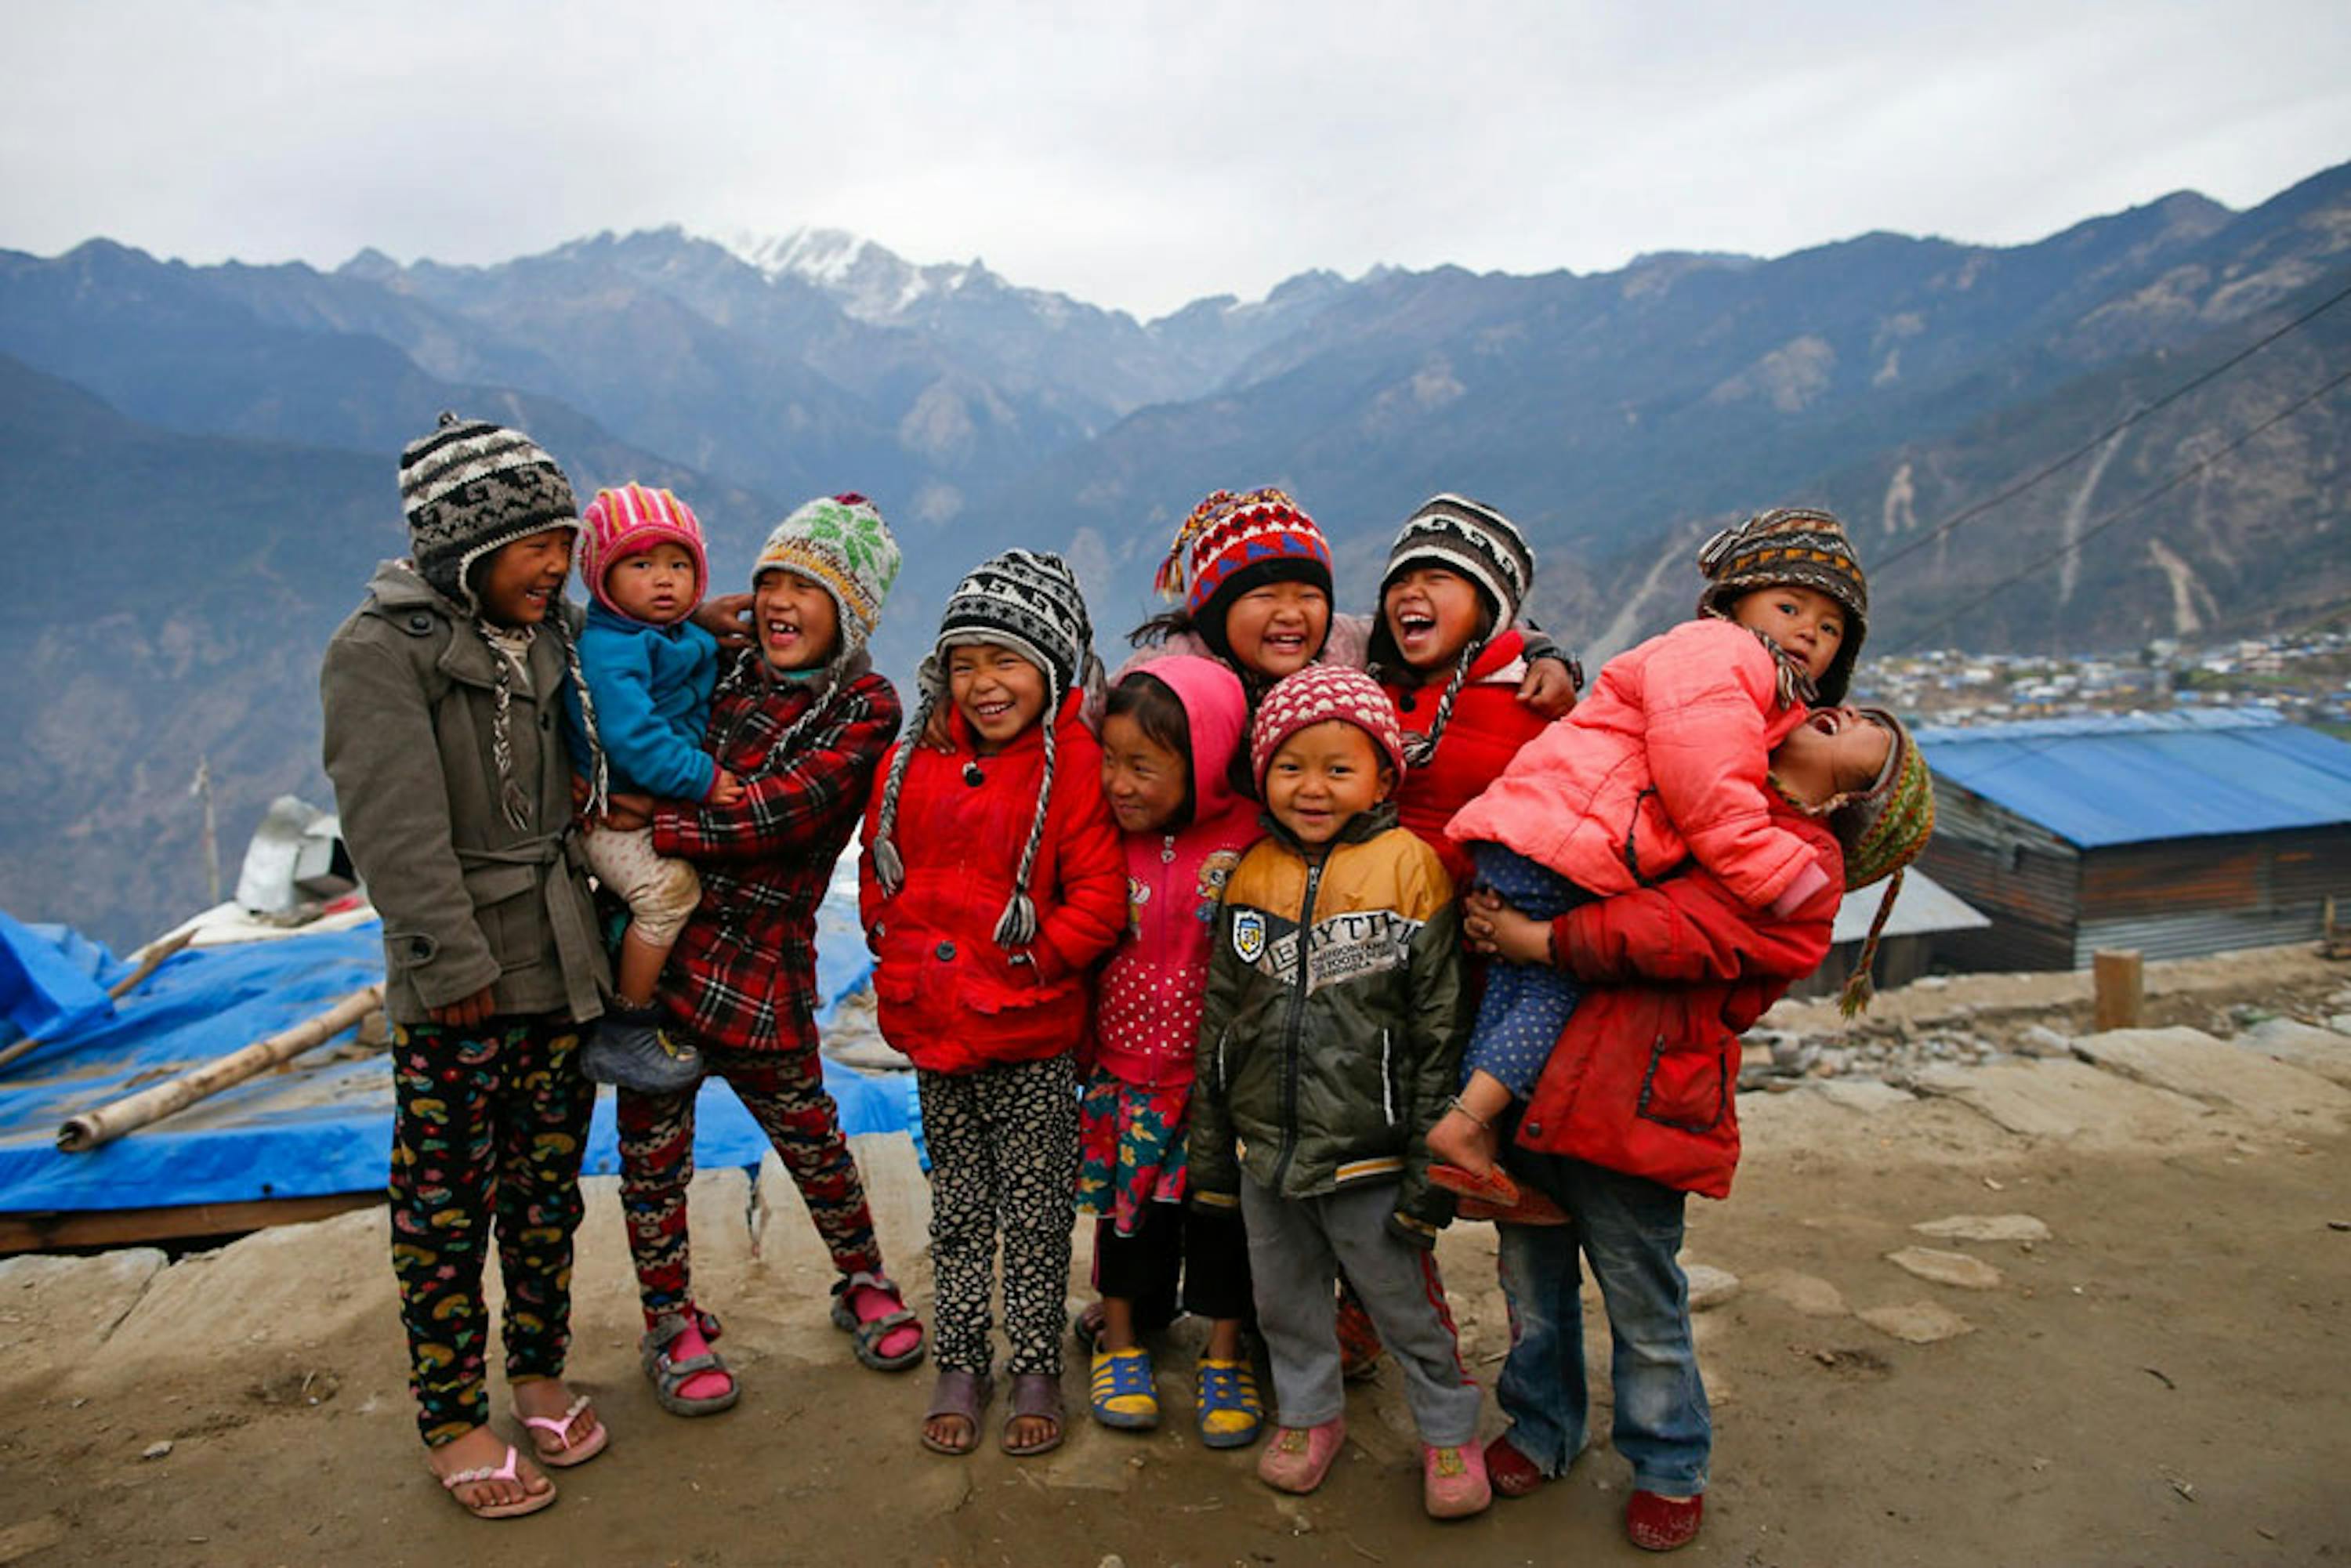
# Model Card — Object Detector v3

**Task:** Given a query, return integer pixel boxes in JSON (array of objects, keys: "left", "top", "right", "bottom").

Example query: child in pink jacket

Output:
[
  {"left": 1075, "top": 656, "right": 1266, "bottom": 1447},
  {"left": 1429, "top": 508, "right": 1869, "bottom": 1201}
]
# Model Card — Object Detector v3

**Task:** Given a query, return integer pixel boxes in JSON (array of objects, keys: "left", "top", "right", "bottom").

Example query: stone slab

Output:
[
  {"left": 2071, "top": 1027, "right": 2351, "bottom": 1124},
  {"left": 1857, "top": 1300, "right": 1973, "bottom": 1344},
  {"left": 1886, "top": 1246, "right": 2004, "bottom": 1290},
  {"left": 1912, "top": 1059, "right": 2210, "bottom": 1142},
  {"left": 2238, "top": 1019, "right": 2351, "bottom": 1090},
  {"left": 1911, "top": 1213, "right": 2051, "bottom": 1244}
]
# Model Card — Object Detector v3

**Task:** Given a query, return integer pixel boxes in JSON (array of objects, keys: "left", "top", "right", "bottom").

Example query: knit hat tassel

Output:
[
  {"left": 993, "top": 712, "right": 1055, "bottom": 949},
  {"left": 1838, "top": 867, "right": 1903, "bottom": 1017}
]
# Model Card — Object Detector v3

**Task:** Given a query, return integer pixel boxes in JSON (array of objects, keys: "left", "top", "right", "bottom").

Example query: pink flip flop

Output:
[
  {"left": 437, "top": 1443, "right": 557, "bottom": 1519},
  {"left": 513, "top": 1394, "right": 608, "bottom": 1468}
]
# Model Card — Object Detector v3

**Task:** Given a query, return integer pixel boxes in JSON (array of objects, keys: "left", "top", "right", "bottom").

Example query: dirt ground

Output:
[{"left": 1, "top": 952, "right": 2347, "bottom": 1567}]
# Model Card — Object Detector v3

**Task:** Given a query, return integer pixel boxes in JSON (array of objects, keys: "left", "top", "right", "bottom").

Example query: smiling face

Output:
[
  {"left": 947, "top": 641, "right": 1049, "bottom": 754},
  {"left": 473, "top": 527, "right": 575, "bottom": 627},
  {"left": 1732, "top": 583, "right": 1847, "bottom": 683},
  {"left": 1222, "top": 580, "right": 1331, "bottom": 681},
  {"left": 1382, "top": 565, "right": 1490, "bottom": 673},
  {"left": 1770, "top": 706, "right": 1893, "bottom": 808},
  {"left": 1099, "top": 711, "right": 1190, "bottom": 835},
  {"left": 1263, "top": 719, "right": 1393, "bottom": 850},
  {"left": 755, "top": 567, "right": 841, "bottom": 671},
  {"left": 603, "top": 541, "right": 699, "bottom": 626}
]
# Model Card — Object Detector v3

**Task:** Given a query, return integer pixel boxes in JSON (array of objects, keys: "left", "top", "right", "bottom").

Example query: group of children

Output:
[{"left": 323, "top": 418, "right": 1933, "bottom": 1551}]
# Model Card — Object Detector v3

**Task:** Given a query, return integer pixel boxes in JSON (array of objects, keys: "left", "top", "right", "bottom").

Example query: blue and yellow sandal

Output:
[
  {"left": 1088, "top": 1346, "right": 1160, "bottom": 1431},
  {"left": 1195, "top": 1356, "right": 1263, "bottom": 1449}
]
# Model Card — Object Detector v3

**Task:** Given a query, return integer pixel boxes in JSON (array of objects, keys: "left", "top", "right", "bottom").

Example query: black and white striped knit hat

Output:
[
  {"left": 1697, "top": 506, "right": 1869, "bottom": 705},
  {"left": 869, "top": 549, "right": 1103, "bottom": 948},
  {"left": 399, "top": 412, "right": 581, "bottom": 615},
  {"left": 395, "top": 411, "right": 604, "bottom": 827},
  {"left": 1372, "top": 493, "right": 1538, "bottom": 768}
]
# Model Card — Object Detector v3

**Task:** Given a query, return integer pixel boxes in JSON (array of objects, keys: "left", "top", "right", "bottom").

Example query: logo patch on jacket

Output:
[{"left": 1231, "top": 909, "right": 1267, "bottom": 964}]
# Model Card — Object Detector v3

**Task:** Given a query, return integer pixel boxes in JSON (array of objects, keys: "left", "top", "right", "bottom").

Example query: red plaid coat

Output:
[{"left": 652, "top": 661, "right": 902, "bottom": 1052}]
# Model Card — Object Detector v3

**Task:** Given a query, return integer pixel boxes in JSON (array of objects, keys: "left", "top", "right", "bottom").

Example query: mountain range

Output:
[{"left": 5, "top": 164, "right": 2348, "bottom": 944}]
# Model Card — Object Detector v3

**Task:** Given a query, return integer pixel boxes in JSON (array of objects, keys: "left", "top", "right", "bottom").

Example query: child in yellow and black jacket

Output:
[{"left": 1186, "top": 664, "right": 1487, "bottom": 1519}]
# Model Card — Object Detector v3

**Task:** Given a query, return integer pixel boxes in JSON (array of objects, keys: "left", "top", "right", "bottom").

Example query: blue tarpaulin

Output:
[{"left": 0, "top": 904, "right": 914, "bottom": 1216}]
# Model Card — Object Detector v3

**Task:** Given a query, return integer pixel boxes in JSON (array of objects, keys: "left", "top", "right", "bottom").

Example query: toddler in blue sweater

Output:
[{"left": 565, "top": 483, "right": 739, "bottom": 1088}]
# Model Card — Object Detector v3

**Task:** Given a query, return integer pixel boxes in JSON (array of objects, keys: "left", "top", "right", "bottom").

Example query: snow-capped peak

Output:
[{"left": 709, "top": 226, "right": 990, "bottom": 321}]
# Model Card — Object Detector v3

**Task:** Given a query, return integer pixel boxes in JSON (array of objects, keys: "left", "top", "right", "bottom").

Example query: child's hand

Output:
[
  {"left": 428, "top": 985, "right": 497, "bottom": 1029},
  {"left": 1463, "top": 886, "right": 1554, "bottom": 967},
  {"left": 600, "top": 790, "right": 655, "bottom": 831},
  {"left": 1516, "top": 656, "right": 1580, "bottom": 719},
  {"left": 708, "top": 768, "right": 745, "bottom": 806},
  {"left": 692, "top": 593, "right": 755, "bottom": 653}
]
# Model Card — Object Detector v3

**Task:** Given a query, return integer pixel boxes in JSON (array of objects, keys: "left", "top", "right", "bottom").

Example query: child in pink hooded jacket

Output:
[
  {"left": 1428, "top": 509, "right": 1871, "bottom": 1201},
  {"left": 1075, "top": 656, "right": 1266, "bottom": 1447}
]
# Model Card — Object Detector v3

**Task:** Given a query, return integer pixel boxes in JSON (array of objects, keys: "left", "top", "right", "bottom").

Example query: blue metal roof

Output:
[{"left": 1914, "top": 710, "right": 2351, "bottom": 849}]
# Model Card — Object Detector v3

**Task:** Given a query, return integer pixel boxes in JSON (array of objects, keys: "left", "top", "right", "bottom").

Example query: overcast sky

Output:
[{"left": 5, "top": 1, "right": 2346, "bottom": 319}]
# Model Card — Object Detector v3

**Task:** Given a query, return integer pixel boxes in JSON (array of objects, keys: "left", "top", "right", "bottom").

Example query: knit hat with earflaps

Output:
[
  {"left": 578, "top": 483, "right": 709, "bottom": 620},
  {"left": 729, "top": 493, "right": 904, "bottom": 774},
  {"left": 868, "top": 549, "right": 1103, "bottom": 949},
  {"left": 1828, "top": 707, "right": 1936, "bottom": 1016},
  {"left": 1249, "top": 664, "right": 1409, "bottom": 798},
  {"left": 1154, "top": 487, "right": 1333, "bottom": 660},
  {"left": 397, "top": 411, "right": 605, "bottom": 827},
  {"left": 1697, "top": 506, "right": 1870, "bottom": 705},
  {"left": 1370, "top": 493, "right": 1538, "bottom": 768}
]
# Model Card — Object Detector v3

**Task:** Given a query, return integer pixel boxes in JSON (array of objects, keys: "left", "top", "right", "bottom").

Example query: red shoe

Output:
[
  {"left": 1445, "top": 1170, "right": 1570, "bottom": 1226},
  {"left": 1483, "top": 1432, "right": 1547, "bottom": 1499},
  {"left": 1335, "top": 1290, "right": 1383, "bottom": 1382},
  {"left": 1626, "top": 1490, "right": 1704, "bottom": 1552}
]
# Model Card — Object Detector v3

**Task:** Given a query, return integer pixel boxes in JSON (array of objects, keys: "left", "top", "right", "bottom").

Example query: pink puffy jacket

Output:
[{"left": 1446, "top": 617, "right": 1819, "bottom": 911}]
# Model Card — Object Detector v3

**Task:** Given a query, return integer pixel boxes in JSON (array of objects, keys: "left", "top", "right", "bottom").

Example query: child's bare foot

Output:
[
  {"left": 429, "top": 1424, "right": 552, "bottom": 1516},
  {"left": 1425, "top": 1103, "right": 1500, "bottom": 1179}
]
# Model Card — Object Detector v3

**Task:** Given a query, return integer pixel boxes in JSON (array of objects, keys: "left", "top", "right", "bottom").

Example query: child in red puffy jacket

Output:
[
  {"left": 1431, "top": 508, "right": 1871, "bottom": 1207},
  {"left": 860, "top": 550, "right": 1126, "bottom": 1461}
]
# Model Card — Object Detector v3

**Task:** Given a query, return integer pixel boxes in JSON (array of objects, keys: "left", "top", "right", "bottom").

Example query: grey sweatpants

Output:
[{"left": 1240, "top": 1174, "right": 1480, "bottom": 1447}]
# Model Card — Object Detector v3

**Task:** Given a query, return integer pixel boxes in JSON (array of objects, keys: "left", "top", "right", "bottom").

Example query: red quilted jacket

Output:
[
  {"left": 1381, "top": 628, "right": 1549, "bottom": 890},
  {"left": 859, "top": 690, "right": 1126, "bottom": 1075},
  {"left": 1514, "top": 806, "right": 1842, "bottom": 1199}
]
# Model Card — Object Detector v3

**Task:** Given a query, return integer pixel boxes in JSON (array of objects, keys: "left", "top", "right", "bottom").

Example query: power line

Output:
[
  {"left": 1875, "top": 273, "right": 2351, "bottom": 575},
  {"left": 1889, "top": 364, "right": 2351, "bottom": 651}
]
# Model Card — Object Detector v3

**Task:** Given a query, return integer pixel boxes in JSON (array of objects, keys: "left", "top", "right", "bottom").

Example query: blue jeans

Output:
[{"left": 1493, "top": 1151, "right": 1709, "bottom": 1495}]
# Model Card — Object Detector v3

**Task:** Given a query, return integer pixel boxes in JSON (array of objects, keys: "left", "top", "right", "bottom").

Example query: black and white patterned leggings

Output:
[{"left": 918, "top": 1052, "right": 1078, "bottom": 1378}]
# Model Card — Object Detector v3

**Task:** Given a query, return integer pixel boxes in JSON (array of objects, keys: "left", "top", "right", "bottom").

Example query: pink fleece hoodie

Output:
[{"left": 1089, "top": 656, "right": 1262, "bottom": 1089}]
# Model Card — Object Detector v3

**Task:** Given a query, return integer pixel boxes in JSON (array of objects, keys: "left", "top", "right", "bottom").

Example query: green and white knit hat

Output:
[
  {"left": 754, "top": 492, "right": 902, "bottom": 655},
  {"left": 1831, "top": 708, "right": 1936, "bottom": 1016}
]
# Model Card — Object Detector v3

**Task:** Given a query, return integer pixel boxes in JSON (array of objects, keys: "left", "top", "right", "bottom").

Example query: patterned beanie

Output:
[
  {"left": 396, "top": 411, "right": 603, "bottom": 825},
  {"left": 1374, "top": 493, "right": 1538, "bottom": 768},
  {"left": 1829, "top": 708, "right": 1936, "bottom": 1016},
  {"left": 578, "top": 483, "right": 709, "bottom": 619},
  {"left": 869, "top": 549, "right": 1103, "bottom": 950},
  {"left": 1380, "top": 493, "right": 1535, "bottom": 628},
  {"left": 399, "top": 411, "right": 581, "bottom": 615},
  {"left": 755, "top": 493, "right": 903, "bottom": 654},
  {"left": 1250, "top": 664, "right": 1408, "bottom": 797},
  {"left": 1696, "top": 506, "right": 1870, "bottom": 705},
  {"left": 1154, "top": 487, "right": 1334, "bottom": 623}
]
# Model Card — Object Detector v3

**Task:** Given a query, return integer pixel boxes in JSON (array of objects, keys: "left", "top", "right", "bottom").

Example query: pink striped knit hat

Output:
[
  {"left": 1250, "top": 664, "right": 1407, "bottom": 795},
  {"left": 578, "top": 483, "right": 710, "bottom": 619}
]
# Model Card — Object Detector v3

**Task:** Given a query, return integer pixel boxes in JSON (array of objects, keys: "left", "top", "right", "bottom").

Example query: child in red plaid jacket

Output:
[{"left": 607, "top": 495, "right": 928, "bottom": 1418}]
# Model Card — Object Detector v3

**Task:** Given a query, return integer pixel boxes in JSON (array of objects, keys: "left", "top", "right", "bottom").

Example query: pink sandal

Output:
[
  {"left": 437, "top": 1443, "right": 556, "bottom": 1520},
  {"left": 513, "top": 1393, "right": 607, "bottom": 1468}
]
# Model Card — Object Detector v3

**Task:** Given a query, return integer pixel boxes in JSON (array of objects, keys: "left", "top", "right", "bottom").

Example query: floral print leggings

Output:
[{"left": 389, "top": 1014, "right": 594, "bottom": 1447}]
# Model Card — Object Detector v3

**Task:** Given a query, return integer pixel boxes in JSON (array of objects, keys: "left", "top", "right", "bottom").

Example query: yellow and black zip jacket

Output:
[{"left": 1186, "top": 802, "right": 1467, "bottom": 1245}]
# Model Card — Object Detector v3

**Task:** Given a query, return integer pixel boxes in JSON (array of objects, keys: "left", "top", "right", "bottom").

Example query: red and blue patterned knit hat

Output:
[{"left": 1154, "top": 487, "right": 1334, "bottom": 622}]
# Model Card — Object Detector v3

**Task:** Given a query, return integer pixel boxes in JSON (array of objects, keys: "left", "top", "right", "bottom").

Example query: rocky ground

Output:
[{"left": 0, "top": 948, "right": 2346, "bottom": 1567}]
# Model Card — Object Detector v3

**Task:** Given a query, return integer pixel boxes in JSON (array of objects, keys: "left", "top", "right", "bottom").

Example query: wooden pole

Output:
[
  {"left": 0, "top": 929, "right": 198, "bottom": 1077},
  {"left": 55, "top": 983, "right": 383, "bottom": 1153},
  {"left": 2092, "top": 949, "right": 2143, "bottom": 1034}
]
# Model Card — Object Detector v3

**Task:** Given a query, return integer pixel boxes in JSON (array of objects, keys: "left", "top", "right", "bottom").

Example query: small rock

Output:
[
  {"left": 1809, "top": 1057, "right": 1839, "bottom": 1078},
  {"left": 1099, "top": 1555, "right": 1127, "bottom": 1568},
  {"left": 2014, "top": 1024, "right": 2071, "bottom": 1059},
  {"left": 1684, "top": 1264, "right": 1741, "bottom": 1311},
  {"left": 1755, "top": 1271, "right": 1849, "bottom": 1317},
  {"left": 1912, "top": 1213, "right": 2052, "bottom": 1244},
  {"left": 1813, "top": 1079, "right": 1915, "bottom": 1114},
  {"left": 141, "top": 1440, "right": 172, "bottom": 1460},
  {"left": 2328, "top": 1015, "right": 2351, "bottom": 1037},
  {"left": 1858, "top": 1301, "right": 1974, "bottom": 1343},
  {"left": 1765, "top": 1077, "right": 1801, "bottom": 1094},
  {"left": 1770, "top": 1037, "right": 1806, "bottom": 1069},
  {"left": 1886, "top": 1247, "right": 2005, "bottom": 1290}
]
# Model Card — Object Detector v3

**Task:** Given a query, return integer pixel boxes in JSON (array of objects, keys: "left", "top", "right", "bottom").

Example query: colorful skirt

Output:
[{"left": 1074, "top": 1067, "right": 1192, "bottom": 1236}]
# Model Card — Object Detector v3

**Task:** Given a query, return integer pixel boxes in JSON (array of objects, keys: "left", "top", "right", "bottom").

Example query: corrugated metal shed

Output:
[
  {"left": 1829, "top": 868, "right": 1987, "bottom": 943},
  {"left": 1915, "top": 711, "right": 2351, "bottom": 849}
]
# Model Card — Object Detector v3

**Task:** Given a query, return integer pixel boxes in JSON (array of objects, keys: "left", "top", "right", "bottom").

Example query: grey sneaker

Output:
[{"left": 581, "top": 1006, "right": 703, "bottom": 1093}]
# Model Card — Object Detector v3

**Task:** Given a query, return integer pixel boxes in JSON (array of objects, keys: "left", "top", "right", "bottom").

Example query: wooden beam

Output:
[
  {"left": 2092, "top": 948, "right": 2144, "bottom": 1033},
  {"left": 0, "top": 1192, "right": 382, "bottom": 1255}
]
